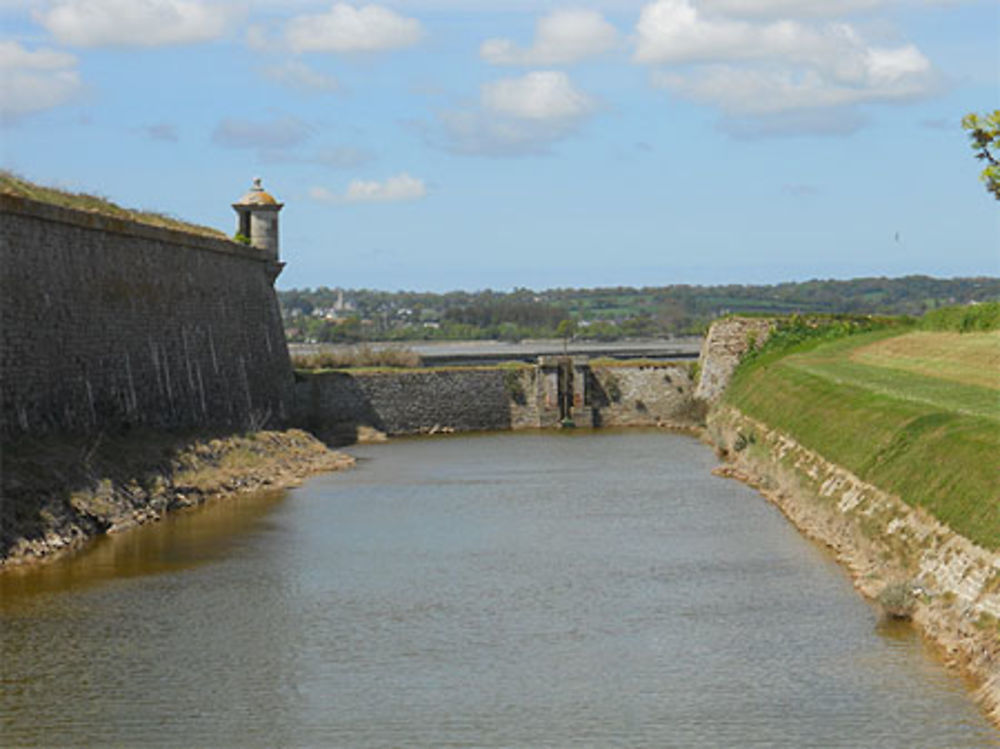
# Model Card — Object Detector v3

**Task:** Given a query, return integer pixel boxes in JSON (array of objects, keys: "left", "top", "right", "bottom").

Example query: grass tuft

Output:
[
  {"left": 292, "top": 344, "right": 422, "bottom": 370},
  {"left": 1, "top": 170, "right": 226, "bottom": 239}
]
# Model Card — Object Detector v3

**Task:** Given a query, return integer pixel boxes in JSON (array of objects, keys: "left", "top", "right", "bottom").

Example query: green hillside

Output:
[{"left": 723, "top": 307, "right": 1000, "bottom": 549}]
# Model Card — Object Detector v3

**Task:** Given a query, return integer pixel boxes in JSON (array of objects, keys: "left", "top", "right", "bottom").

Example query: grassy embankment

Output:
[
  {"left": 723, "top": 304, "right": 1000, "bottom": 550},
  {"left": 291, "top": 344, "right": 544, "bottom": 376},
  {"left": 1, "top": 170, "right": 226, "bottom": 239}
]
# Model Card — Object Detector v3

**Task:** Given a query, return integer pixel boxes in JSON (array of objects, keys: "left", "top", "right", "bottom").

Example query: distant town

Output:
[{"left": 279, "top": 275, "right": 1000, "bottom": 344}]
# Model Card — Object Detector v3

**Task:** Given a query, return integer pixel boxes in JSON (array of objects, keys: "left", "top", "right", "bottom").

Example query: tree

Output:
[
  {"left": 962, "top": 110, "right": 1000, "bottom": 201},
  {"left": 555, "top": 318, "right": 577, "bottom": 340},
  {"left": 555, "top": 318, "right": 577, "bottom": 354}
]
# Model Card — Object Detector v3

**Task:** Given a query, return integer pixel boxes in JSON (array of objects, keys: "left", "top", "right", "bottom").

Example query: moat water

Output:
[{"left": 1, "top": 430, "right": 997, "bottom": 747}]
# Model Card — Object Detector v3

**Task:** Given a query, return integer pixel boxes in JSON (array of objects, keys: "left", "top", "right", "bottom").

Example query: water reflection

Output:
[
  {"left": 0, "top": 489, "right": 288, "bottom": 608},
  {"left": 1, "top": 431, "right": 997, "bottom": 748}
]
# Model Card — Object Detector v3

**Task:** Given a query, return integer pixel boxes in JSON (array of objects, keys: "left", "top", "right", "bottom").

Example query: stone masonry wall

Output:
[
  {"left": 294, "top": 368, "right": 539, "bottom": 442},
  {"left": 295, "top": 362, "right": 699, "bottom": 442},
  {"left": 589, "top": 363, "right": 695, "bottom": 427},
  {"left": 1, "top": 194, "right": 293, "bottom": 438},
  {"left": 694, "top": 317, "right": 774, "bottom": 403}
]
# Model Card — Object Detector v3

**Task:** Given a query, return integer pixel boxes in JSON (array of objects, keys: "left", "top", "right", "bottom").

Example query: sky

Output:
[{"left": 1, "top": 0, "right": 998, "bottom": 292}]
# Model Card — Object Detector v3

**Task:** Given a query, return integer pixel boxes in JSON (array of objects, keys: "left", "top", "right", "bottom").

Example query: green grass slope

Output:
[
  {"left": 1, "top": 170, "right": 226, "bottom": 239},
  {"left": 724, "top": 308, "right": 1000, "bottom": 549}
]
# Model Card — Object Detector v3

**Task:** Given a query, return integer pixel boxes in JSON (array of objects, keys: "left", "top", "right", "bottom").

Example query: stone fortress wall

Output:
[
  {"left": 294, "top": 360, "right": 699, "bottom": 443},
  {"left": 694, "top": 316, "right": 774, "bottom": 403},
  {"left": 294, "top": 368, "right": 531, "bottom": 442},
  {"left": 0, "top": 194, "right": 293, "bottom": 439},
  {"left": 589, "top": 363, "right": 695, "bottom": 427},
  {"left": 1, "top": 182, "right": 752, "bottom": 443}
]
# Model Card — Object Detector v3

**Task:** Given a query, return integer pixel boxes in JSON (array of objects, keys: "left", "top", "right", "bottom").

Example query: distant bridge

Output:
[{"left": 290, "top": 337, "right": 702, "bottom": 367}]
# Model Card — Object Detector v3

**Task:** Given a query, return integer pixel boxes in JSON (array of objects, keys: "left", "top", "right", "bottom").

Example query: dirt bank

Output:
[
  {"left": 1, "top": 428, "right": 354, "bottom": 568},
  {"left": 707, "top": 405, "right": 1000, "bottom": 727}
]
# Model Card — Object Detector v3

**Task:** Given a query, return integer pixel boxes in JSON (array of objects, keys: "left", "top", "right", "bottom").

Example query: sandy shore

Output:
[{"left": 1, "top": 429, "right": 354, "bottom": 568}]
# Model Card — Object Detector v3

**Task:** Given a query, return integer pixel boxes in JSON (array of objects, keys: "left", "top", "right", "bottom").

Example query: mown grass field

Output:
[
  {"left": 850, "top": 331, "right": 999, "bottom": 390},
  {"left": 724, "top": 326, "right": 1000, "bottom": 550}
]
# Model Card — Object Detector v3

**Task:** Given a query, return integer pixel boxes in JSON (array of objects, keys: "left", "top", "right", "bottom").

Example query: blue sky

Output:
[{"left": 2, "top": 0, "right": 997, "bottom": 292}]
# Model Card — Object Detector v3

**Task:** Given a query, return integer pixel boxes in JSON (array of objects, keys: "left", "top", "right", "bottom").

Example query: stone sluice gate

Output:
[{"left": 293, "top": 356, "right": 700, "bottom": 443}]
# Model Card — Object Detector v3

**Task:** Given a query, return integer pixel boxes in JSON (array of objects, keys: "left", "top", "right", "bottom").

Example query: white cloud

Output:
[
  {"left": 285, "top": 3, "right": 423, "bottom": 53},
  {"left": 346, "top": 173, "right": 426, "bottom": 201},
  {"left": 263, "top": 60, "right": 340, "bottom": 92},
  {"left": 783, "top": 182, "right": 822, "bottom": 196},
  {"left": 481, "top": 9, "right": 619, "bottom": 65},
  {"left": 433, "top": 109, "right": 578, "bottom": 156},
  {"left": 310, "top": 173, "right": 427, "bottom": 203},
  {"left": 719, "top": 108, "right": 869, "bottom": 138},
  {"left": 325, "top": 0, "right": 645, "bottom": 7},
  {"left": 653, "top": 56, "right": 933, "bottom": 115},
  {"left": 697, "top": 0, "right": 889, "bottom": 16},
  {"left": 482, "top": 70, "right": 595, "bottom": 120},
  {"left": 261, "top": 144, "right": 375, "bottom": 168},
  {"left": 430, "top": 71, "right": 596, "bottom": 156},
  {"left": 246, "top": 23, "right": 276, "bottom": 52},
  {"left": 308, "top": 186, "right": 340, "bottom": 201},
  {"left": 143, "top": 122, "right": 179, "bottom": 141},
  {"left": 37, "top": 0, "right": 230, "bottom": 47},
  {"left": 315, "top": 146, "right": 375, "bottom": 168},
  {"left": 634, "top": 0, "right": 939, "bottom": 129},
  {"left": 0, "top": 40, "right": 82, "bottom": 119},
  {"left": 0, "top": 39, "right": 76, "bottom": 72},
  {"left": 211, "top": 116, "right": 311, "bottom": 150},
  {"left": 635, "top": 0, "right": 870, "bottom": 65},
  {"left": 697, "top": 0, "right": 966, "bottom": 17}
]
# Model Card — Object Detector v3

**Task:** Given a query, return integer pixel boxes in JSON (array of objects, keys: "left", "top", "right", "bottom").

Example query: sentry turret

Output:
[{"left": 233, "top": 177, "right": 283, "bottom": 260}]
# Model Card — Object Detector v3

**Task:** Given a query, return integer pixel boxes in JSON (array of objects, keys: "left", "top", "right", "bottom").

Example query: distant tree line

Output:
[
  {"left": 444, "top": 299, "right": 565, "bottom": 331},
  {"left": 279, "top": 276, "right": 1000, "bottom": 344}
]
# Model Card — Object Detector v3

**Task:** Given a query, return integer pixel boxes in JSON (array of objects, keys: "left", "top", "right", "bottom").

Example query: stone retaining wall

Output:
[
  {"left": 294, "top": 368, "right": 540, "bottom": 442},
  {"left": 1, "top": 194, "right": 293, "bottom": 438},
  {"left": 694, "top": 317, "right": 774, "bottom": 403},
  {"left": 590, "top": 363, "right": 696, "bottom": 427},
  {"left": 708, "top": 405, "right": 1000, "bottom": 724},
  {"left": 295, "top": 362, "right": 700, "bottom": 442}
]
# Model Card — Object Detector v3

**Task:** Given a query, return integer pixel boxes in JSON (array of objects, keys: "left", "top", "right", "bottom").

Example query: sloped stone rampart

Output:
[
  {"left": 708, "top": 406, "right": 1000, "bottom": 724},
  {"left": 694, "top": 317, "right": 774, "bottom": 402},
  {"left": 1, "top": 194, "right": 293, "bottom": 438}
]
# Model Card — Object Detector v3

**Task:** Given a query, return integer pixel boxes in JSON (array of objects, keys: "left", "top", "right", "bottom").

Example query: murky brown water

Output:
[{"left": 2, "top": 430, "right": 997, "bottom": 748}]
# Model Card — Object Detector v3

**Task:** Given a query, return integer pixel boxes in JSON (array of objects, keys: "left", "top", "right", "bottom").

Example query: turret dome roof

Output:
[{"left": 234, "top": 177, "right": 280, "bottom": 206}]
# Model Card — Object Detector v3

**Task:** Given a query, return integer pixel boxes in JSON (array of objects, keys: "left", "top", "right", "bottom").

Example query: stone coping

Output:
[{"left": 0, "top": 193, "right": 269, "bottom": 264}]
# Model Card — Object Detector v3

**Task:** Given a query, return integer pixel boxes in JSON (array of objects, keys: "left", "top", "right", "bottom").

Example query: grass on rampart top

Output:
[
  {"left": 296, "top": 361, "right": 534, "bottom": 375},
  {"left": 0, "top": 170, "right": 226, "bottom": 239},
  {"left": 724, "top": 305, "right": 1000, "bottom": 549},
  {"left": 292, "top": 344, "right": 422, "bottom": 370},
  {"left": 920, "top": 301, "right": 1000, "bottom": 332},
  {"left": 588, "top": 357, "right": 692, "bottom": 368}
]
